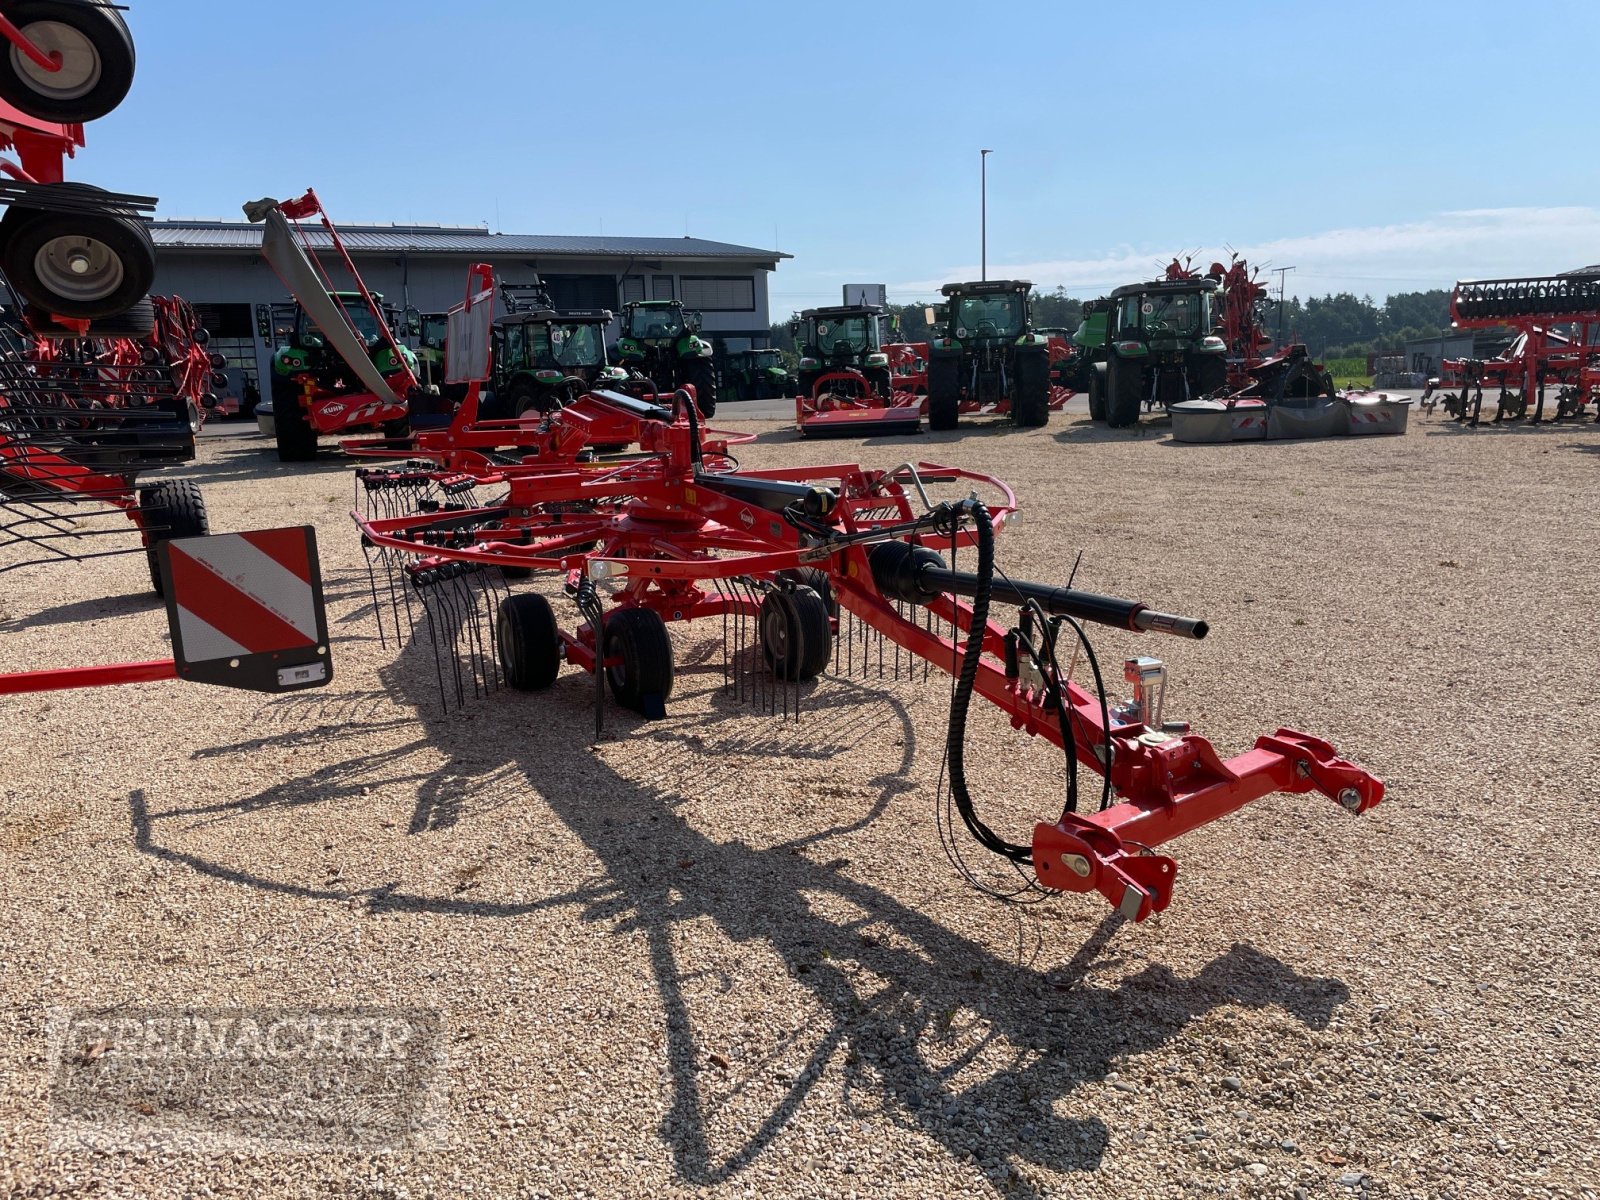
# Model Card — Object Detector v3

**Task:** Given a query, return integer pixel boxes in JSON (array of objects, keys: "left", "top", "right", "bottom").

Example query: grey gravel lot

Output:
[{"left": 3, "top": 399, "right": 1598, "bottom": 1199}]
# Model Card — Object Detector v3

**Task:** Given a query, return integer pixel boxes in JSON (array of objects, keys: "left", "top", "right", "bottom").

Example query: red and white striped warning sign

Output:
[{"left": 168, "top": 529, "right": 320, "bottom": 659}]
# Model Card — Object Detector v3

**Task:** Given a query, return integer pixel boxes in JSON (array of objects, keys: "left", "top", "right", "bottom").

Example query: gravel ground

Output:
[{"left": 3, "top": 400, "right": 1598, "bottom": 1199}]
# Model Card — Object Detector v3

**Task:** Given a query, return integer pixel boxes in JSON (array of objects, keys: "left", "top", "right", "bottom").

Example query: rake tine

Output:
[{"left": 362, "top": 543, "right": 389, "bottom": 649}]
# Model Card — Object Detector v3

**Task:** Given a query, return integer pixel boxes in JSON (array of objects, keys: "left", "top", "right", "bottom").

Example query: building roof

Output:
[{"left": 149, "top": 220, "right": 788, "bottom": 264}]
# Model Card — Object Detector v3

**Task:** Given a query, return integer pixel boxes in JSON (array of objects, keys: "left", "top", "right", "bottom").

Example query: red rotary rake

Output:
[
  {"left": 352, "top": 295, "right": 1384, "bottom": 922},
  {"left": 1420, "top": 273, "right": 1600, "bottom": 425}
]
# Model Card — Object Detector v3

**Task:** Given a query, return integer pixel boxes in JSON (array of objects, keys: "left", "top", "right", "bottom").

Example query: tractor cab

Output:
[
  {"left": 793, "top": 304, "right": 890, "bottom": 399},
  {"left": 619, "top": 300, "right": 702, "bottom": 350},
  {"left": 1108, "top": 279, "right": 1218, "bottom": 351},
  {"left": 936, "top": 280, "right": 1033, "bottom": 344},
  {"left": 492, "top": 306, "right": 618, "bottom": 415},
  {"left": 294, "top": 292, "right": 390, "bottom": 352}
]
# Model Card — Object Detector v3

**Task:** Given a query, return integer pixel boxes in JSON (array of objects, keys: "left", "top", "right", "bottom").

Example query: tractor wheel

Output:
[
  {"left": 271, "top": 374, "right": 317, "bottom": 462},
  {"left": 138, "top": 479, "right": 209, "bottom": 597},
  {"left": 509, "top": 380, "right": 557, "bottom": 417},
  {"left": 604, "top": 607, "right": 675, "bottom": 714},
  {"left": 0, "top": 0, "right": 136, "bottom": 124},
  {"left": 684, "top": 358, "right": 717, "bottom": 419},
  {"left": 0, "top": 188, "right": 156, "bottom": 319},
  {"left": 497, "top": 593, "right": 563, "bottom": 691},
  {"left": 1106, "top": 358, "right": 1144, "bottom": 428},
  {"left": 927, "top": 357, "right": 961, "bottom": 431},
  {"left": 1011, "top": 351, "right": 1050, "bottom": 428},
  {"left": 759, "top": 585, "right": 832, "bottom": 682},
  {"left": 1190, "top": 354, "right": 1227, "bottom": 397},
  {"left": 867, "top": 367, "right": 893, "bottom": 399},
  {"left": 1087, "top": 363, "right": 1108, "bottom": 422}
]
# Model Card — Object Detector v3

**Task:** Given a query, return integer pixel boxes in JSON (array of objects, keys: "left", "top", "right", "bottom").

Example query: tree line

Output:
[{"left": 769, "top": 286, "right": 1454, "bottom": 359}]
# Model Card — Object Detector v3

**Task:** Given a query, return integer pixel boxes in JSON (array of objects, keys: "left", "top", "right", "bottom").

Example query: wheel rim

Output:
[
  {"left": 11, "top": 21, "right": 103, "bottom": 101},
  {"left": 761, "top": 603, "right": 790, "bottom": 667},
  {"left": 32, "top": 233, "right": 125, "bottom": 303}
]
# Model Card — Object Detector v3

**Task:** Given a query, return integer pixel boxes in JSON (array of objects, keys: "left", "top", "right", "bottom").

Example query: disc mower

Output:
[
  {"left": 244, "top": 190, "right": 420, "bottom": 462},
  {"left": 350, "top": 365, "right": 1385, "bottom": 924},
  {"left": 1420, "top": 273, "right": 1600, "bottom": 425},
  {"left": 924, "top": 281, "right": 1054, "bottom": 430}
]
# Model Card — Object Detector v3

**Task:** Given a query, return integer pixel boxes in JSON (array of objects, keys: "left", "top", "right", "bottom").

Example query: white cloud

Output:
[{"left": 890, "top": 207, "right": 1600, "bottom": 303}]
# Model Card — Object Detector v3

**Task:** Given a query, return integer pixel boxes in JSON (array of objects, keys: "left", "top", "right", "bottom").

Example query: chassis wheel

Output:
[
  {"left": 138, "top": 479, "right": 208, "bottom": 597},
  {"left": 497, "top": 593, "right": 562, "bottom": 690},
  {"left": 271, "top": 373, "right": 316, "bottom": 462},
  {"left": 509, "top": 380, "right": 557, "bottom": 417},
  {"left": 0, "top": 191, "right": 156, "bottom": 319},
  {"left": 0, "top": 0, "right": 136, "bottom": 124},
  {"left": 1011, "top": 350, "right": 1050, "bottom": 427},
  {"left": 760, "top": 585, "right": 832, "bottom": 682},
  {"left": 23, "top": 295, "right": 155, "bottom": 339},
  {"left": 1106, "top": 357, "right": 1144, "bottom": 428},
  {"left": 927, "top": 357, "right": 961, "bottom": 430},
  {"left": 604, "top": 607, "right": 674, "bottom": 713},
  {"left": 683, "top": 357, "right": 717, "bottom": 419}
]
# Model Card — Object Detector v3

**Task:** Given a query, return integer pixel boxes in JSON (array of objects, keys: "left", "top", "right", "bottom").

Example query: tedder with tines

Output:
[
  {"left": 1420, "top": 273, "right": 1600, "bottom": 425},
  {"left": 350, "top": 282, "right": 1384, "bottom": 923}
]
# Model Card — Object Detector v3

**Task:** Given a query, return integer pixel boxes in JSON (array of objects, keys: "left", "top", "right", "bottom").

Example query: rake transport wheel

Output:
[
  {"left": 271, "top": 374, "right": 316, "bottom": 462},
  {"left": 24, "top": 295, "right": 155, "bottom": 338},
  {"left": 138, "top": 479, "right": 208, "bottom": 596},
  {"left": 683, "top": 357, "right": 717, "bottom": 420},
  {"left": 1106, "top": 356, "right": 1144, "bottom": 428},
  {"left": 777, "top": 566, "right": 835, "bottom": 615},
  {"left": 604, "top": 607, "right": 674, "bottom": 713},
  {"left": 1087, "top": 362, "right": 1108, "bottom": 421},
  {"left": 0, "top": 187, "right": 156, "bottom": 320},
  {"left": 927, "top": 357, "right": 961, "bottom": 431},
  {"left": 0, "top": 0, "right": 136, "bottom": 124},
  {"left": 497, "top": 593, "right": 562, "bottom": 690},
  {"left": 759, "top": 585, "right": 832, "bottom": 682},
  {"left": 1012, "top": 350, "right": 1050, "bottom": 427}
]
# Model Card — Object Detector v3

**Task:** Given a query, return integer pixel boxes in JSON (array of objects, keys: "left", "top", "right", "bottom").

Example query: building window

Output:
[
  {"left": 651, "top": 275, "right": 674, "bottom": 301},
  {"left": 620, "top": 275, "right": 645, "bottom": 305},
  {"left": 543, "top": 274, "right": 619, "bottom": 310},
  {"left": 680, "top": 276, "right": 754, "bottom": 312}
]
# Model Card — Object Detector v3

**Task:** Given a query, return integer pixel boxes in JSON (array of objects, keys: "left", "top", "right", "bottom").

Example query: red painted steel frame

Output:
[
  {"left": 356, "top": 429, "right": 1383, "bottom": 919},
  {"left": 0, "top": 659, "right": 177, "bottom": 695}
]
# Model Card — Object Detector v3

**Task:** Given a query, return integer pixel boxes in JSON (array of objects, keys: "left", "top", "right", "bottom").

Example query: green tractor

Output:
[
  {"left": 269, "top": 291, "right": 419, "bottom": 461},
  {"left": 792, "top": 304, "right": 891, "bottom": 400},
  {"left": 491, "top": 296, "right": 622, "bottom": 417},
  {"left": 615, "top": 299, "right": 717, "bottom": 417},
  {"left": 925, "top": 280, "right": 1051, "bottom": 430},
  {"left": 721, "top": 347, "right": 796, "bottom": 400},
  {"left": 1085, "top": 278, "right": 1228, "bottom": 427}
]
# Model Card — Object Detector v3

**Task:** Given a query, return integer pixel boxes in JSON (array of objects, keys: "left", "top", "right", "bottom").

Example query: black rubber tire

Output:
[
  {"left": 1106, "top": 357, "right": 1144, "bottom": 428},
  {"left": 867, "top": 367, "right": 893, "bottom": 399},
  {"left": 1087, "top": 363, "right": 1108, "bottom": 421},
  {"left": 0, "top": 1, "right": 136, "bottom": 124},
  {"left": 22, "top": 294, "right": 153, "bottom": 339},
  {"left": 683, "top": 357, "right": 717, "bottom": 419},
  {"left": 1011, "top": 351, "right": 1050, "bottom": 428},
  {"left": 0, "top": 193, "right": 156, "bottom": 319},
  {"left": 604, "top": 607, "right": 674, "bottom": 713},
  {"left": 776, "top": 566, "right": 835, "bottom": 616},
  {"left": 496, "top": 592, "right": 562, "bottom": 690},
  {"left": 927, "top": 357, "right": 961, "bottom": 430},
  {"left": 508, "top": 379, "right": 556, "bottom": 417},
  {"left": 138, "top": 479, "right": 208, "bottom": 596},
  {"left": 1190, "top": 354, "right": 1227, "bottom": 397},
  {"left": 760, "top": 585, "right": 832, "bottom": 682},
  {"left": 271, "top": 373, "right": 317, "bottom": 462}
]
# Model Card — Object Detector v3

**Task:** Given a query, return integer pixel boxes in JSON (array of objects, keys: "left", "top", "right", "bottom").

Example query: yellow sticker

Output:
[{"left": 684, "top": 487, "right": 697, "bottom": 505}]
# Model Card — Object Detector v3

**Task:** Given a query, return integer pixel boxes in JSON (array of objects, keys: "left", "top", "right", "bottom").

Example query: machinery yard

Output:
[{"left": 4, "top": 403, "right": 1597, "bottom": 1199}]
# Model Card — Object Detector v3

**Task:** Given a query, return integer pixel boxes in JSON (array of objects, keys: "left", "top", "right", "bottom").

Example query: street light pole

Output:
[
  {"left": 1272, "top": 265, "right": 1297, "bottom": 347},
  {"left": 980, "top": 149, "right": 992, "bottom": 282}
]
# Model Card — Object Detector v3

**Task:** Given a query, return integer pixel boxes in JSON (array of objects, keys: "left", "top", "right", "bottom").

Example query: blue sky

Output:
[{"left": 85, "top": 0, "right": 1600, "bottom": 310}]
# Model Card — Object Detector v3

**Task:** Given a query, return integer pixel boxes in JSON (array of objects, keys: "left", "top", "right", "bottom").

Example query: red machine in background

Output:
[
  {"left": 1164, "top": 253, "right": 1273, "bottom": 389},
  {"left": 1420, "top": 274, "right": 1600, "bottom": 424}
]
